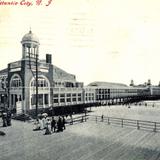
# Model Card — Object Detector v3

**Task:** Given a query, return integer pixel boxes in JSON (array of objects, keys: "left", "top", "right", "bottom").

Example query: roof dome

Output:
[{"left": 21, "top": 30, "right": 39, "bottom": 44}]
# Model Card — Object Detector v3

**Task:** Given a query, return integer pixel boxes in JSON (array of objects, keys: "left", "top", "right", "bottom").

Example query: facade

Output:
[
  {"left": 88, "top": 81, "right": 160, "bottom": 105},
  {"left": 7, "top": 30, "right": 55, "bottom": 113},
  {"left": 0, "top": 31, "right": 160, "bottom": 114}
]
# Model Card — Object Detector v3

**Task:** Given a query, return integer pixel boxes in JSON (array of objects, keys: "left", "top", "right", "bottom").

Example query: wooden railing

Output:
[
  {"left": 24, "top": 114, "right": 160, "bottom": 133},
  {"left": 88, "top": 115, "right": 160, "bottom": 132},
  {"left": 66, "top": 115, "right": 89, "bottom": 125}
]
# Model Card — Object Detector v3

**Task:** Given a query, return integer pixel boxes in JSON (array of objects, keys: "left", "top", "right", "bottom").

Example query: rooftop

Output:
[
  {"left": 21, "top": 30, "right": 39, "bottom": 44},
  {"left": 88, "top": 81, "right": 128, "bottom": 88}
]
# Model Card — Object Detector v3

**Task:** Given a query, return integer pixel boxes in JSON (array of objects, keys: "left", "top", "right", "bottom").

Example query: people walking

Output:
[
  {"left": 62, "top": 116, "right": 66, "bottom": 130},
  {"left": 57, "top": 116, "right": 63, "bottom": 132},
  {"left": 39, "top": 118, "right": 43, "bottom": 130},
  {"left": 44, "top": 118, "right": 51, "bottom": 135},
  {"left": 51, "top": 116, "right": 56, "bottom": 133},
  {"left": 6, "top": 110, "right": 12, "bottom": 126},
  {"left": 32, "top": 115, "right": 67, "bottom": 135},
  {"left": 42, "top": 116, "right": 47, "bottom": 129}
]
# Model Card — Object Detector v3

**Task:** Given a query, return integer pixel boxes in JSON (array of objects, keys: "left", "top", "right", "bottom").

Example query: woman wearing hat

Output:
[{"left": 44, "top": 117, "right": 51, "bottom": 135}]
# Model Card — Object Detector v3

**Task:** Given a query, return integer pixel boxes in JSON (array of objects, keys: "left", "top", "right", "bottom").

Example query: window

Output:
[
  {"left": 72, "top": 93, "right": 76, "bottom": 97},
  {"left": 78, "top": 97, "right": 81, "bottom": 101},
  {"left": 31, "top": 94, "right": 48, "bottom": 106},
  {"left": 54, "top": 99, "right": 58, "bottom": 103},
  {"left": 31, "top": 76, "right": 49, "bottom": 88},
  {"left": 38, "top": 94, "right": 43, "bottom": 105},
  {"left": 54, "top": 94, "right": 58, "bottom": 98},
  {"left": 60, "top": 98, "right": 65, "bottom": 103},
  {"left": 44, "top": 94, "right": 48, "bottom": 105},
  {"left": 10, "top": 75, "right": 22, "bottom": 87},
  {"left": 31, "top": 94, "right": 36, "bottom": 105},
  {"left": 11, "top": 95, "right": 13, "bottom": 105},
  {"left": 67, "top": 98, "right": 71, "bottom": 102},
  {"left": 67, "top": 94, "right": 71, "bottom": 97},
  {"left": 60, "top": 94, "right": 65, "bottom": 98}
]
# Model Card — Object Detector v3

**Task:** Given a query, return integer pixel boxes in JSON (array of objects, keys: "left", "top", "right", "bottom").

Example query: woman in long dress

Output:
[
  {"left": 39, "top": 118, "right": 43, "bottom": 130},
  {"left": 44, "top": 118, "right": 51, "bottom": 135},
  {"left": 42, "top": 116, "right": 47, "bottom": 129}
]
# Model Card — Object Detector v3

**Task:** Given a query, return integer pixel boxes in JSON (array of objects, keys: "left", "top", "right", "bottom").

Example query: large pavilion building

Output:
[{"left": 0, "top": 30, "right": 94, "bottom": 114}]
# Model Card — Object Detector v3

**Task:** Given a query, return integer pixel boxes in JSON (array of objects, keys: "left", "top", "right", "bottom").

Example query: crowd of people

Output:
[{"left": 33, "top": 115, "right": 66, "bottom": 135}]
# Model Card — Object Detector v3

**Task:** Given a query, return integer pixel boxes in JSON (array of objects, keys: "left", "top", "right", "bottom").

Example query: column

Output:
[
  {"left": 33, "top": 47, "right": 36, "bottom": 58},
  {"left": 43, "top": 94, "right": 45, "bottom": 108},
  {"left": 23, "top": 44, "right": 27, "bottom": 58}
]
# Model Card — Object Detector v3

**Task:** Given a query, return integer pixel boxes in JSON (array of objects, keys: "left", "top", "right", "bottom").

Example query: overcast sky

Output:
[{"left": 0, "top": 0, "right": 160, "bottom": 85}]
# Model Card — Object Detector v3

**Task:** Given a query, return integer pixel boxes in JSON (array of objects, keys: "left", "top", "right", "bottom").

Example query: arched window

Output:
[
  {"left": 10, "top": 74, "right": 22, "bottom": 88},
  {"left": 30, "top": 76, "right": 49, "bottom": 88}
]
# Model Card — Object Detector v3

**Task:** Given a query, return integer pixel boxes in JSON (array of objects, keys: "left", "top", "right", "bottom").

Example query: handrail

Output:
[
  {"left": 88, "top": 115, "right": 160, "bottom": 132},
  {"left": 89, "top": 115, "right": 160, "bottom": 124},
  {"left": 66, "top": 115, "right": 89, "bottom": 125},
  {"left": 63, "top": 114, "right": 160, "bottom": 132}
]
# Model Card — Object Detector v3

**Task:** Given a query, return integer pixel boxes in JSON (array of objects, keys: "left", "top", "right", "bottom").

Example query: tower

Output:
[
  {"left": 147, "top": 79, "right": 151, "bottom": 86},
  {"left": 8, "top": 30, "right": 53, "bottom": 113},
  {"left": 21, "top": 30, "right": 40, "bottom": 60},
  {"left": 8, "top": 30, "right": 40, "bottom": 113},
  {"left": 130, "top": 79, "right": 134, "bottom": 86}
]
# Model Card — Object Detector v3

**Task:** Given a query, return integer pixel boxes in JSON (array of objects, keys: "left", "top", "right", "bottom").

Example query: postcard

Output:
[{"left": 0, "top": 1, "right": 160, "bottom": 160}]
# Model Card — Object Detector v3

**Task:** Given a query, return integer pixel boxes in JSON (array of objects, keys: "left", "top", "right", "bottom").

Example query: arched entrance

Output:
[
  {"left": 9, "top": 74, "right": 23, "bottom": 113},
  {"left": 29, "top": 75, "right": 50, "bottom": 110}
]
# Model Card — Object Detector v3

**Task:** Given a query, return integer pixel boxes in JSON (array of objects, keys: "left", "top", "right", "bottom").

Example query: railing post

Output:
[
  {"left": 137, "top": 120, "right": 140, "bottom": 130},
  {"left": 85, "top": 110, "right": 87, "bottom": 122},
  {"left": 101, "top": 115, "right": 104, "bottom": 122},
  {"left": 121, "top": 119, "right": 123, "bottom": 128},
  {"left": 81, "top": 116, "right": 84, "bottom": 123},
  {"left": 70, "top": 116, "right": 73, "bottom": 125},
  {"left": 153, "top": 122, "right": 156, "bottom": 132},
  {"left": 108, "top": 117, "right": 110, "bottom": 125}
]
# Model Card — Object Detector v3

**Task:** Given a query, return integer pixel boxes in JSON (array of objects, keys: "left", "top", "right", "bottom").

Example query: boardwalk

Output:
[{"left": 0, "top": 119, "right": 160, "bottom": 160}]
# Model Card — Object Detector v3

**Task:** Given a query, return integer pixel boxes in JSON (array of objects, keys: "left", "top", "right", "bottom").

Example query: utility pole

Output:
[
  {"left": 29, "top": 50, "right": 39, "bottom": 118},
  {"left": 35, "top": 54, "right": 38, "bottom": 119},
  {"left": 52, "top": 81, "right": 54, "bottom": 116}
]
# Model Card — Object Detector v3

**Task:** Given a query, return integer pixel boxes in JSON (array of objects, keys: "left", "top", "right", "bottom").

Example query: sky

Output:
[{"left": 0, "top": 0, "right": 160, "bottom": 85}]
